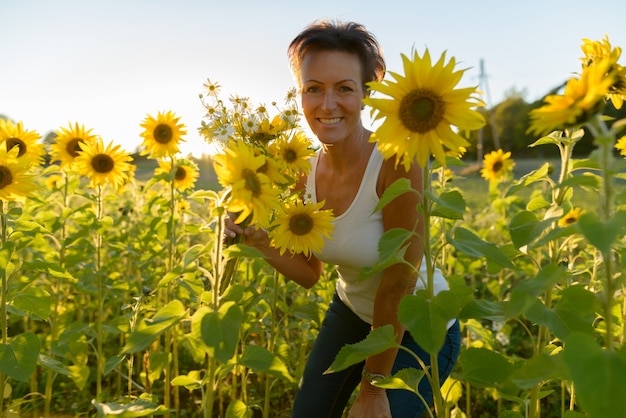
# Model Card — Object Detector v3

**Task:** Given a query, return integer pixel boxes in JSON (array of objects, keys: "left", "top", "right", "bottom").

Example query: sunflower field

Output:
[{"left": 0, "top": 35, "right": 625, "bottom": 418}]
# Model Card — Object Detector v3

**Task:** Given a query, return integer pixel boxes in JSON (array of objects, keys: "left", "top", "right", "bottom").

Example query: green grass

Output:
[{"left": 451, "top": 157, "right": 602, "bottom": 210}]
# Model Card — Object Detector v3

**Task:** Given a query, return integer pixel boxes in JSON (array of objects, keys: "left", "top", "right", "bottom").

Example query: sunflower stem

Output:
[
  {"left": 164, "top": 156, "right": 179, "bottom": 416},
  {"left": 553, "top": 132, "right": 576, "bottom": 206},
  {"left": 95, "top": 184, "right": 104, "bottom": 397},
  {"left": 421, "top": 164, "right": 445, "bottom": 417},
  {"left": 45, "top": 171, "right": 70, "bottom": 418},
  {"left": 0, "top": 200, "right": 7, "bottom": 415},
  {"left": 593, "top": 117, "right": 616, "bottom": 351},
  {"left": 263, "top": 270, "right": 279, "bottom": 418}
]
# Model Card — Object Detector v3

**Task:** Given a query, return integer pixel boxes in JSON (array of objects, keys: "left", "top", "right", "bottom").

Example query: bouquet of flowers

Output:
[{"left": 199, "top": 79, "right": 335, "bottom": 262}]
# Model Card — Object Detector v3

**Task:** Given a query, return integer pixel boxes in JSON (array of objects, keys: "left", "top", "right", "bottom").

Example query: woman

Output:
[{"left": 225, "top": 19, "right": 461, "bottom": 418}]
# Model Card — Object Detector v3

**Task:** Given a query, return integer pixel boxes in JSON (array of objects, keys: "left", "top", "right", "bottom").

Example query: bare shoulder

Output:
[{"left": 377, "top": 155, "right": 423, "bottom": 196}]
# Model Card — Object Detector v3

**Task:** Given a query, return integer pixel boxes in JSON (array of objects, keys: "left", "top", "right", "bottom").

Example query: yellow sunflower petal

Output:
[
  {"left": 139, "top": 111, "right": 187, "bottom": 159},
  {"left": 155, "top": 158, "right": 199, "bottom": 191},
  {"left": 365, "top": 48, "right": 485, "bottom": 169},
  {"left": 0, "top": 119, "right": 45, "bottom": 166},
  {"left": 270, "top": 199, "right": 335, "bottom": 257},
  {"left": 52, "top": 122, "right": 99, "bottom": 169},
  {"left": 0, "top": 142, "right": 39, "bottom": 201},
  {"left": 480, "top": 149, "right": 515, "bottom": 182},
  {"left": 213, "top": 141, "right": 282, "bottom": 228},
  {"left": 75, "top": 138, "right": 133, "bottom": 189}
]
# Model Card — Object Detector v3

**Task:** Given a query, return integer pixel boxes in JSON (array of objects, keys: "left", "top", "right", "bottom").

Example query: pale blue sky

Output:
[{"left": 2, "top": 0, "right": 625, "bottom": 156}]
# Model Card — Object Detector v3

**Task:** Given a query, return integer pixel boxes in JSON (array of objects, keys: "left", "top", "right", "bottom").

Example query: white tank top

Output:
[{"left": 306, "top": 147, "right": 450, "bottom": 324}]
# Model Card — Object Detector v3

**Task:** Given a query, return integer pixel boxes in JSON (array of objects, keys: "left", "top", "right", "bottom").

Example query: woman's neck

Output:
[{"left": 319, "top": 127, "right": 372, "bottom": 172}]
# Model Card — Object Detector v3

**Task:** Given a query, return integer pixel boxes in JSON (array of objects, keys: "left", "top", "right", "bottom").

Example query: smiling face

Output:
[{"left": 299, "top": 50, "right": 366, "bottom": 146}]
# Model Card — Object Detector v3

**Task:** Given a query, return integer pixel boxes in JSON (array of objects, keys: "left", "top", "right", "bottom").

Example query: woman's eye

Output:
[{"left": 305, "top": 86, "right": 321, "bottom": 94}]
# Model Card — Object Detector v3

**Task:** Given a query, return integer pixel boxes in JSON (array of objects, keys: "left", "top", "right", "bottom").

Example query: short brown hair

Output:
[{"left": 287, "top": 19, "right": 386, "bottom": 92}]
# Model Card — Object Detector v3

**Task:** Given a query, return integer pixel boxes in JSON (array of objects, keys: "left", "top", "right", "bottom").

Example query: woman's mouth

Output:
[{"left": 318, "top": 117, "right": 342, "bottom": 125}]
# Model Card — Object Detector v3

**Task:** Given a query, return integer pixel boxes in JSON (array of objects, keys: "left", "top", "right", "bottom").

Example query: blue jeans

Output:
[{"left": 291, "top": 292, "right": 461, "bottom": 418}]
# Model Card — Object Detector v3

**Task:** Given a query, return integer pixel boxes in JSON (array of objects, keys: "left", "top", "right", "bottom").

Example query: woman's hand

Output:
[
  {"left": 347, "top": 384, "right": 391, "bottom": 418},
  {"left": 224, "top": 213, "right": 269, "bottom": 247}
]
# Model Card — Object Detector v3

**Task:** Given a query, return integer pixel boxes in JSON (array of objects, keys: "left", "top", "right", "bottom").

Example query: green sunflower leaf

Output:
[
  {"left": 325, "top": 325, "right": 398, "bottom": 374},
  {"left": 373, "top": 178, "right": 417, "bottom": 213},
  {"left": 240, "top": 345, "right": 294, "bottom": 383},
  {"left": 122, "top": 300, "right": 186, "bottom": 354},
  {"left": 0, "top": 332, "right": 40, "bottom": 383},
  {"left": 447, "top": 227, "right": 515, "bottom": 268}
]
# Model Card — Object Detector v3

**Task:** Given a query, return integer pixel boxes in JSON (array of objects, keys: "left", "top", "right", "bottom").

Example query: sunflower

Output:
[
  {"left": 528, "top": 56, "right": 617, "bottom": 136},
  {"left": 51, "top": 122, "right": 98, "bottom": 169},
  {"left": 177, "top": 198, "right": 190, "bottom": 214},
  {"left": 75, "top": 138, "right": 133, "bottom": 189},
  {"left": 480, "top": 149, "right": 515, "bottom": 182},
  {"left": 212, "top": 140, "right": 281, "bottom": 228},
  {"left": 616, "top": 135, "right": 626, "bottom": 157},
  {"left": 558, "top": 207, "right": 585, "bottom": 228},
  {"left": 581, "top": 35, "right": 626, "bottom": 110},
  {"left": 270, "top": 199, "right": 335, "bottom": 257},
  {"left": 44, "top": 174, "right": 65, "bottom": 190},
  {"left": 250, "top": 114, "right": 288, "bottom": 146},
  {"left": 363, "top": 49, "right": 485, "bottom": 170},
  {"left": 0, "top": 143, "right": 38, "bottom": 201},
  {"left": 139, "top": 111, "right": 187, "bottom": 159},
  {"left": 155, "top": 158, "right": 199, "bottom": 191},
  {"left": 269, "top": 130, "right": 315, "bottom": 178},
  {"left": 0, "top": 119, "right": 45, "bottom": 166}
]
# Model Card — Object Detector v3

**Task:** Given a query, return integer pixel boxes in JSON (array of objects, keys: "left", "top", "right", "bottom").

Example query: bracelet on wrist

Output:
[{"left": 362, "top": 368, "right": 387, "bottom": 385}]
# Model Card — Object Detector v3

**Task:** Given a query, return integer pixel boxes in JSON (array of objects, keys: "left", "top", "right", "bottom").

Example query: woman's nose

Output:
[{"left": 321, "top": 90, "right": 337, "bottom": 111}]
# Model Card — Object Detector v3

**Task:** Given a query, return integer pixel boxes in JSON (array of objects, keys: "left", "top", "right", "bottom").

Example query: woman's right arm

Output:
[{"left": 224, "top": 216, "right": 323, "bottom": 289}]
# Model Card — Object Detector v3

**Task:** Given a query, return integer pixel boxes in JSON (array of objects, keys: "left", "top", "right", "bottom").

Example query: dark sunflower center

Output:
[
  {"left": 564, "top": 216, "right": 577, "bottom": 225},
  {"left": 242, "top": 168, "right": 262, "bottom": 195},
  {"left": 154, "top": 124, "right": 173, "bottom": 144},
  {"left": 284, "top": 149, "right": 298, "bottom": 163},
  {"left": 91, "top": 154, "right": 114, "bottom": 173},
  {"left": 492, "top": 161, "right": 503, "bottom": 172},
  {"left": 175, "top": 166, "right": 187, "bottom": 181},
  {"left": 67, "top": 138, "right": 85, "bottom": 157},
  {"left": 6, "top": 138, "right": 26, "bottom": 157},
  {"left": 398, "top": 89, "right": 445, "bottom": 133},
  {"left": 289, "top": 213, "right": 314, "bottom": 236},
  {"left": 0, "top": 166, "right": 13, "bottom": 189}
]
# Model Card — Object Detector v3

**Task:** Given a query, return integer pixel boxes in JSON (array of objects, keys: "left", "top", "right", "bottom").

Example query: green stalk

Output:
[
  {"left": 45, "top": 172, "right": 70, "bottom": 417},
  {"left": 164, "top": 156, "right": 179, "bottom": 416},
  {"left": 622, "top": 289, "right": 626, "bottom": 346},
  {"left": 213, "top": 210, "right": 226, "bottom": 309},
  {"left": 599, "top": 158, "right": 615, "bottom": 351},
  {"left": 204, "top": 356, "right": 217, "bottom": 418},
  {"left": 0, "top": 200, "right": 7, "bottom": 415},
  {"left": 553, "top": 139, "right": 574, "bottom": 206},
  {"left": 263, "top": 270, "right": 279, "bottom": 418},
  {"left": 203, "top": 195, "right": 229, "bottom": 418},
  {"left": 421, "top": 164, "right": 445, "bottom": 417},
  {"left": 96, "top": 185, "right": 104, "bottom": 396},
  {"left": 528, "top": 289, "right": 552, "bottom": 418},
  {"left": 590, "top": 117, "right": 616, "bottom": 351}
]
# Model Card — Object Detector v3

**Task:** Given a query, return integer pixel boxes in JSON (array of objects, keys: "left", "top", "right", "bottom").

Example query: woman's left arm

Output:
[{"left": 348, "top": 157, "right": 424, "bottom": 418}]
